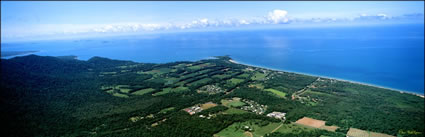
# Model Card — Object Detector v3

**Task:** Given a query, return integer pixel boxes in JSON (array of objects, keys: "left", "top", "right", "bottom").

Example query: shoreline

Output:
[
  {"left": 228, "top": 59, "right": 425, "bottom": 98},
  {"left": 1, "top": 51, "right": 40, "bottom": 59}
]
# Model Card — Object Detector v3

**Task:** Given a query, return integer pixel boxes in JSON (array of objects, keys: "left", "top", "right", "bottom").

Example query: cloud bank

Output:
[{"left": 2, "top": 9, "right": 424, "bottom": 42}]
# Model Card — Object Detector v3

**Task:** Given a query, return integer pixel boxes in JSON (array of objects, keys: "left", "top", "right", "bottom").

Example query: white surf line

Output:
[{"left": 227, "top": 59, "right": 424, "bottom": 98}]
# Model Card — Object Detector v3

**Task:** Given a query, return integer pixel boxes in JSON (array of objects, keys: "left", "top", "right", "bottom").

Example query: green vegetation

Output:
[
  {"left": 159, "top": 107, "right": 175, "bottom": 114},
  {"left": 229, "top": 78, "right": 244, "bottom": 85},
  {"left": 221, "top": 99, "right": 246, "bottom": 107},
  {"left": 223, "top": 108, "right": 249, "bottom": 114},
  {"left": 188, "top": 78, "right": 212, "bottom": 86},
  {"left": 227, "top": 101, "right": 246, "bottom": 107},
  {"left": 1, "top": 55, "right": 423, "bottom": 137},
  {"left": 252, "top": 72, "right": 266, "bottom": 80},
  {"left": 132, "top": 88, "right": 155, "bottom": 95},
  {"left": 237, "top": 73, "right": 251, "bottom": 78},
  {"left": 112, "top": 93, "right": 129, "bottom": 98},
  {"left": 188, "top": 65, "right": 202, "bottom": 70},
  {"left": 264, "top": 88, "right": 287, "bottom": 98},
  {"left": 215, "top": 120, "right": 282, "bottom": 137},
  {"left": 213, "top": 74, "right": 231, "bottom": 79},
  {"left": 153, "top": 87, "right": 189, "bottom": 96}
]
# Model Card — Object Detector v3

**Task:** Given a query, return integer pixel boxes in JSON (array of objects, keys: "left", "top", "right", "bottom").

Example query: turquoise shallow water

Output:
[{"left": 2, "top": 24, "right": 424, "bottom": 94}]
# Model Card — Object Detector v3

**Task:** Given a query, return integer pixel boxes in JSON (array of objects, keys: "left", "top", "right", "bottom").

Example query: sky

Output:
[{"left": 1, "top": 1, "right": 424, "bottom": 42}]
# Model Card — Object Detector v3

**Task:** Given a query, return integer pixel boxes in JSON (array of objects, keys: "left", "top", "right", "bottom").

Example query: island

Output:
[{"left": 1, "top": 55, "right": 423, "bottom": 137}]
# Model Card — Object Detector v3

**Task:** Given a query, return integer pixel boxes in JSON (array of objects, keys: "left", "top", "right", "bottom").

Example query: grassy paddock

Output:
[
  {"left": 264, "top": 88, "right": 287, "bottom": 98},
  {"left": 229, "top": 78, "right": 245, "bottom": 85},
  {"left": 221, "top": 99, "right": 246, "bottom": 107},
  {"left": 132, "top": 88, "right": 156, "bottom": 95},
  {"left": 215, "top": 121, "right": 282, "bottom": 137},
  {"left": 223, "top": 108, "right": 249, "bottom": 114},
  {"left": 112, "top": 93, "right": 129, "bottom": 98}
]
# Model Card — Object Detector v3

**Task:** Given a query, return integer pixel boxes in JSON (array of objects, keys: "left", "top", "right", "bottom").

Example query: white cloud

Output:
[
  {"left": 356, "top": 13, "right": 392, "bottom": 20},
  {"left": 377, "top": 13, "right": 390, "bottom": 19},
  {"left": 3, "top": 9, "right": 424, "bottom": 42},
  {"left": 239, "top": 20, "right": 250, "bottom": 25},
  {"left": 267, "top": 10, "right": 289, "bottom": 24},
  {"left": 200, "top": 18, "right": 208, "bottom": 24}
]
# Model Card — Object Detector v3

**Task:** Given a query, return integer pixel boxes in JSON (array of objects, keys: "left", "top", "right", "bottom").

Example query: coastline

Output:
[
  {"left": 1, "top": 51, "right": 39, "bottom": 59},
  {"left": 228, "top": 59, "right": 425, "bottom": 98}
]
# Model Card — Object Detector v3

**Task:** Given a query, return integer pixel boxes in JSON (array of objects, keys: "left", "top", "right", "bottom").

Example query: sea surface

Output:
[{"left": 2, "top": 24, "right": 424, "bottom": 94}]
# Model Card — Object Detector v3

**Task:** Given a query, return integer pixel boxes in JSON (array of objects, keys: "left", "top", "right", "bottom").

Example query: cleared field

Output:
[
  {"left": 252, "top": 123, "right": 282, "bottom": 136},
  {"left": 304, "top": 89, "right": 334, "bottom": 98},
  {"left": 180, "top": 72, "right": 198, "bottom": 79},
  {"left": 114, "top": 85, "right": 132, "bottom": 93},
  {"left": 248, "top": 84, "right": 264, "bottom": 89},
  {"left": 200, "top": 102, "right": 217, "bottom": 110},
  {"left": 159, "top": 107, "right": 175, "bottom": 114},
  {"left": 215, "top": 121, "right": 282, "bottom": 137},
  {"left": 112, "top": 93, "right": 129, "bottom": 98},
  {"left": 369, "top": 132, "right": 395, "bottom": 137},
  {"left": 295, "top": 117, "right": 325, "bottom": 128},
  {"left": 347, "top": 128, "right": 395, "bottom": 137},
  {"left": 275, "top": 124, "right": 314, "bottom": 134},
  {"left": 145, "top": 68, "right": 172, "bottom": 75},
  {"left": 198, "top": 69, "right": 211, "bottom": 74},
  {"left": 116, "top": 85, "right": 130, "bottom": 88},
  {"left": 174, "top": 81, "right": 186, "bottom": 86},
  {"left": 101, "top": 72, "right": 117, "bottom": 75},
  {"left": 153, "top": 87, "right": 189, "bottom": 96},
  {"left": 347, "top": 128, "right": 370, "bottom": 137},
  {"left": 188, "top": 78, "right": 213, "bottom": 86},
  {"left": 213, "top": 74, "right": 231, "bottom": 79},
  {"left": 237, "top": 73, "right": 250, "bottom": 78},
  {"left": 152, "top": 88, "right": 172, "bottom": 96},
  {"left": 119, "top": 88, "right": 131, "bottom": 93},
  {"left": 198, "top": 63, "right": 211, "bottom": 68},
  {"left": 229, "top": 78, "right": 244, "bottom": 85},
  {"left": 164, "top": 77, "right": 178, "bottom": 85},
  {"left": 174, "top": 86, "right": 189, "bottom": 92},
  {"left": 319, "top": 125, "right": 339, "bottom": 132},
  {"left": 251, "top": 72, "right": 266, "bottom": 80},
  {"left": 221, "top": 99, "right": 246, "bottom": 107},
  {"left": 223, "top": 108, "right": 248, "bottom": 114},
  {"left": 173, "top": 63, "right": 187, "bottom": 68},
  {"left": 264, "top": 88, "right": 286, "bottom": 98},
  {"left": 215, "top": 124, "right": 246, "bottom": 137},
  {"left": 146, "top": 78, "right": 166, "bottom": 85},
  {"left": 105, "top": 89, "right": 115, "bottom": 94},
  {"left": 132, "top": 88, "right": 156, "bottom": 95},
  {"left": 188, "top": 65, "right": 202, "bottom": 70}
]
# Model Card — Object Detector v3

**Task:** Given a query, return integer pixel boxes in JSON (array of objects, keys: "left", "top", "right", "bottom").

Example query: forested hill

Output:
[
  {"left": 0, "top": 55, "right": 141, "bottom": 136},
  {"left": 1, "top": 55, "right": 423, "bottom": 137}
]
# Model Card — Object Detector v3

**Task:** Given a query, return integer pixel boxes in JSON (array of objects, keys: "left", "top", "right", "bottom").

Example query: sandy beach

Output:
[{"left": 228, "top": 59, "right": 424, "bottom": 98}]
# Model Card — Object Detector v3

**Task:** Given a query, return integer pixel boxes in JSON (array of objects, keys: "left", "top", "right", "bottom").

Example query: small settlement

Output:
[
  {"left": 183, "top": 105, "right": 203, "bottom": 115},
  {"left": 266, "top": 111, "right": 286, "bottom": 120}
]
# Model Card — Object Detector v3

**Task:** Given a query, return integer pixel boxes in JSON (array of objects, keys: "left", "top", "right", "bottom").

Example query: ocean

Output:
[{"left": 2, "top": 24, "right": 424, "bottom": 94}]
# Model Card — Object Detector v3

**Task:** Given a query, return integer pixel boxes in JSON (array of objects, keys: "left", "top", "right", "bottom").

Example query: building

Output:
[
  {"left": 183, "top": 106, "right": 203, "bottom": 115},
  {"left": 267, "top": 111, "right": 286, "bottom": 120}
]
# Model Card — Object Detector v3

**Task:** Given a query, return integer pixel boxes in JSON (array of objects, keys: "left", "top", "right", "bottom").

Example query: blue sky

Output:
[{"left": 1, "top": 1, "right": 424, "bottom": 42}]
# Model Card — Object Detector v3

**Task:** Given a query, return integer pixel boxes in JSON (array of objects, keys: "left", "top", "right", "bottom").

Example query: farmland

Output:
[
  {"left": 215, "top": 120, "right": 282, "bottom": 137},
  {"left": 347, "top": 128, "right": 395, "bottom": 137},
  {"left": 264, "top": 88, "right": 287, "bottom": 98},
  {"left": 132, "top": 88, "right": 155, "bottom": 95}
]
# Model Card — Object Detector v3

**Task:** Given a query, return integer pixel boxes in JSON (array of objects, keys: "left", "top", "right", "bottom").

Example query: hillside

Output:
[{"left": 1, "top": 55, "right": 423, "bottom": 137}]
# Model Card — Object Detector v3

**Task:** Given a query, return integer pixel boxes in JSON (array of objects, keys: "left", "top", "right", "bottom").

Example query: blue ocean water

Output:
[{"left": 2, "top": 24, "right": 424, "bottom": 94}]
